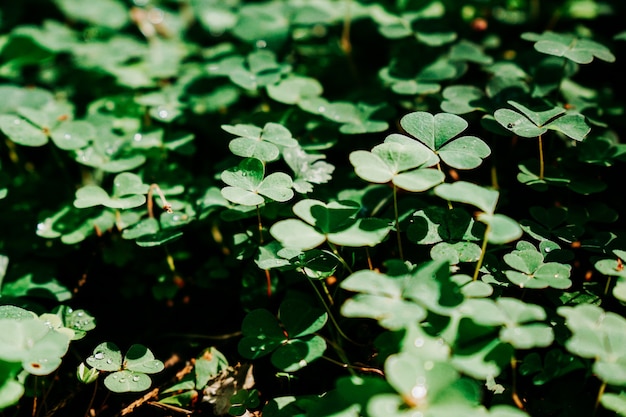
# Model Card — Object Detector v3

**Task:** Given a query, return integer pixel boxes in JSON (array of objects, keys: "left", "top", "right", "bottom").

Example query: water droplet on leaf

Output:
[
  {"left": 414, "top": 338, "right": 425, "bottom": 347},
  {"left": 94, "top": 352, "right": 104, "bottom": 360}
]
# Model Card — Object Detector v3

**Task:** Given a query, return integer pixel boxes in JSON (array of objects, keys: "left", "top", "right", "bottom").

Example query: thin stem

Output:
[
  {"left": 265, "top": 269, "right": 272, "bottom": 298},
  {"left": 83, "top": 380, "right": 98, "bottom": 417},
  {"left": 340, "top": 0, "right": 352, "bottom": 55},
  {"left": 472, "top": 222, "right": 491, "bottom": 281},
  {"left": 327, "top": 242, "right": 353, "bottom": 274},
  {"left": 31, "top": 377, "right": 38, "bottom": 417},
  {"left": 147, "top": 184, "right": 173, "bottom": 218},
  {"left": 393, "top": 184, "right": 404, "bottom": 261},
  {"left": 256, "top": 205, "right": 264, "bottom": 244},
  {"left": 306, "top": 275, "right": 359, "bottom": 345},
  {"left": 604, "top": 276, "right": 612, "bottom": 296},
  {"left": 321, "top": 356, "right": 384, "bottom": 376},
  {"left": 365, "top": 247, "right": 374, "bottom": 270},
  {"left": 593, "top": 381, "right": 607, "bottom": 417},
  {"left": 511, "top": 357, "right": 525, "bottom": 410},
  {"left": 538, "top": 135, "right": 544, "bottom": 180}
]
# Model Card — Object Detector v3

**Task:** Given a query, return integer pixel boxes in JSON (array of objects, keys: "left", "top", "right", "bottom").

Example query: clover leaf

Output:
[
  {"left": 74, "top": 173, "right": 147, "bottom": 209},
  {"left": 521, "top": 31, "right": 616, "bottom": 64},
  {"left": 283, "top": 146, "right": 335, "bottom": 194},
  {"left": 594, "top": 249, "right": 626, "bottom": 302},
  {"left": 221, "top": 158, "right": 294, "bottom": 206},
  {"left": 495, "top": 100, "right": 590, "bottom": 141},
  {"left": 503, "top": 241, "right": 572, "bottom": 289},
  {"left": 269, "top": 199, "right": 391, "bottom": 250},
  {"left": 299, "top": 98, "right": 389, "bottom": 134},
  {"left": 0, "top": 306, "right": 71, "bottom": 377},
  {"left": 238, "top": 295, "right": 327, "bottom": 372},
  {"left": 86, "top": 342, "right": 164, "bottom": 392},
  {"left": 340, "top": 267, "right": 428, "bottom": 330},
  {"left": 350, "top": 134, "right": 443, "bottom": 192},
  {"left": 399, "top": 111, "right": 491, "bottom": 170},
  {"left": 434, "top": 181, "right": 522, "bottom": 244},
  {"left": 267, "top": 75, "right": 323, "bottom": 105},
  {"left": 440, "top": 85, "right": 489, "bottom": 114},
  {"left": 559, "top": 304, "right": 626, "bottom": 385},
  {"left": 223, "top": 122, "right": 298, "bottom": 162}
]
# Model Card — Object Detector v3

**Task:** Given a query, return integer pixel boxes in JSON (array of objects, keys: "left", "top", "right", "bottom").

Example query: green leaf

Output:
[
  {"left": 493, "top": 109, "right": 547, "bottom": 138},
  {"left": 279, "top": 297, "right": 328, "bottom": 338},
  {"left": 124, "top": 344, "right": 164, "bottom": 374},
  {"left": 271, "top": 335, "right": 326, "bottom": 372},
  {"left": 221, "top": 158, "right": 293, "bottom": 205},
  {"left": 0, "top": 115, "right": 48, "bottom": 147},
  {"left": 52, "top": 0, "right": 129, "bottom": 30},
  {"left": 559, "top": 304, "right": 626, "bottom": 385},
  {"left": 50, "top": 120, "right": 93, "bottom": 150},
  {"left": 602, "top": 392, "right": 626, "bottom": 416},
  {"left": 434, "top": 181, "right": 499, "bottom": 214},
  {"left": 104, "top": 370, "right": 152, "bottom": 392},
  {"left": 238, "top": 309, "right": 287, "bottom": 359},
  {"left": 522, "top": 31, "right": 616, "bottom": 64},
  {"left": 269, "top": 219, "right": 326, "bottom": 250},
  {"left": 267, "top": 75, "right": 323, "bottom": 105},
  {"left": 86, "top": 342, "right": 122, "bottom": 372}
]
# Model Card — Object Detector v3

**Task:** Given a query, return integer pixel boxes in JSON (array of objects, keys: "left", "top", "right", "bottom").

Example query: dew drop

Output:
[
  {"left": 157, "top": 107, "right": 169, "bottom": 119},
  {"left": 37, "top": 222, "right": 47, "bottom": 231},
  {"left": 94, "top": 352, "right": 104, "bottom": 360},
  {"left": 317, "top": 106, "right": 326, "bottom": 113},
  {"left": 414, "top": 338, "right": 425, "bottom": 348},
  {"left": 106, "top": 359, "right": 112, "bottom": 364},
  {"left": 519, "top": 283, "right": 525, "bottom": 289},
  {"left": 424, "top": 360, "right": 434, "bottom": 371},
  {"left": 133, "top": 133, "right": 143, "bottom": 142},
  {"left": 256, "top": 40, "right": 267, "bottom": 49},
  {"left": 13, "top": 118, "right": 21, "bottom": 125},
  {"left": 63, "top": 133, "right": 72, "bottom": 140},
  {"left": 119, "top": 378, "right": 126, "bottom": 383},
  {"left": 544, "top": 247, "right": 551, "bottom": 252},
  {"left": 132, "top": 375, "right": 140, "bottom": 382},
  {"left": 411, "top": 384, "right": 428, "bottom": 400}
]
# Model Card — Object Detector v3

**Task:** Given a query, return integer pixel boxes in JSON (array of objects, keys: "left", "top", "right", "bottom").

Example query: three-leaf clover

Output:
[
  {"left": 222, "top": 122, "right": 298, "bottom": 162},
  {"left": 349, "top": 134, "right": 443, "bottom": 192},
  {"left": 559, "top": 304, "right": 626, "bottom": 385},
  {"left": 221, "top": 158, "right": 294, "bottom": 206},
  {"left": 399, "top": 111, "right": 491, "bottom": 170},
  {"left": 495, "top": 100, "right": 590, "bottom": 141},
  {"left": 86, "top": 342, "right": 164, "bottom": 392},
  {"left": 269, "top": 199, "right": 391, "bottom": 250},
  {"left": 502, "top": 241, "right": 572, "bottom": 289},
  {"left": 237, "top": 295, "right": 327, "bottom": 372},
  {"left": 521, "top": 31, "right": 616, "bottom": 64},
  {"left": 73, "top": 172, "right": 148, "bottom": 210}
]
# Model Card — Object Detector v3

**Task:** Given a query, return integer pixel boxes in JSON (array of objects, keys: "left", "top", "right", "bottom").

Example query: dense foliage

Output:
[{"left": 1, "top": 0, "right": 626, "bottom": 416}]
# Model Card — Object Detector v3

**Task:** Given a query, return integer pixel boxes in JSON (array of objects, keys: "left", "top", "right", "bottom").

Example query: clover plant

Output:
[{"left": 1, "top": 0, "right": 626, "bottom": 416}]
